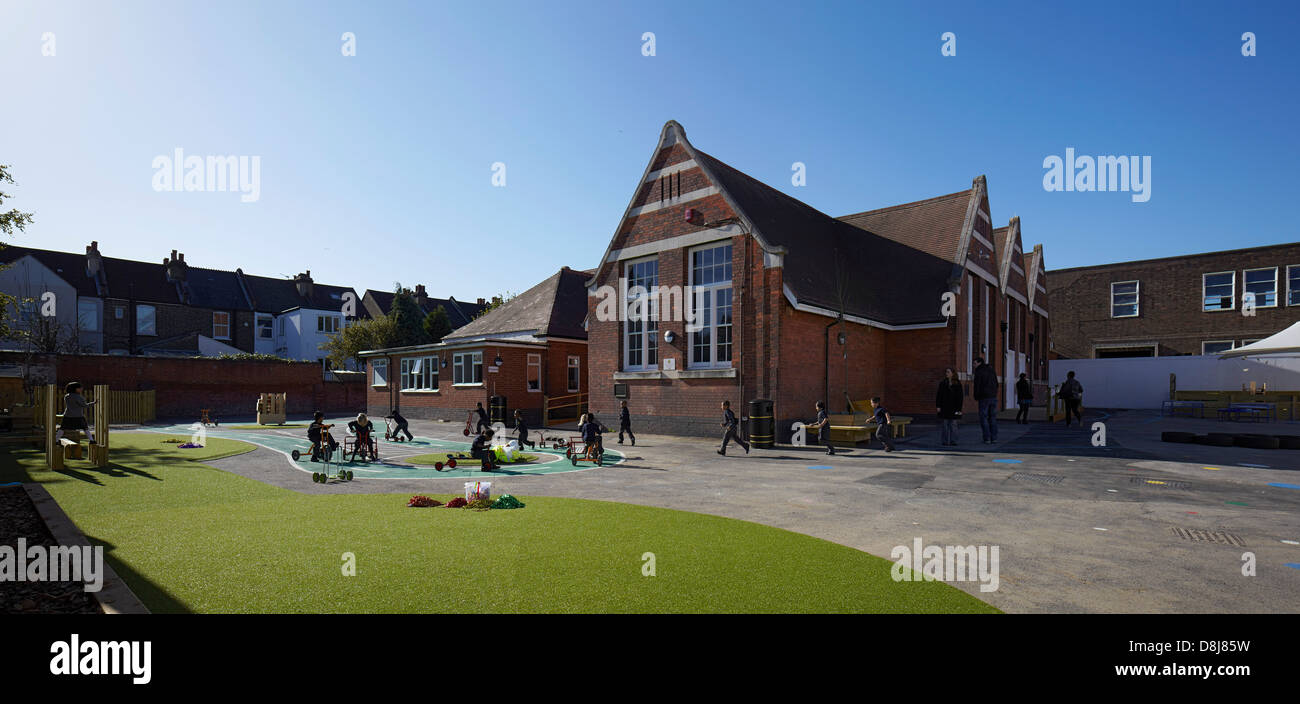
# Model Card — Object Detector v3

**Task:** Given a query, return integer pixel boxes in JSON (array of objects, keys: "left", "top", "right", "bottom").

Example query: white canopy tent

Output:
[{"left": 1217, "top": 321, "right": 1300, "bottom": 359}]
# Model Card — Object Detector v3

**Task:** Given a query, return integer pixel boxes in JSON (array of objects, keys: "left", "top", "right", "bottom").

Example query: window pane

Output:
[
  {"left": 1202, "top": 341, "right": 1233, "bottom": 355},
  {"left": 137, "top": 306, "right": 156, "bottom": 335},
  {"left": 77, "top": 301, "right": 98, "bottom": 332},
  {"left": 1203, "top": 273, "right": 1234, "bottom": 311},
  {"left": 1244, "top": 269, "right": 1276, "bottom": 307}
]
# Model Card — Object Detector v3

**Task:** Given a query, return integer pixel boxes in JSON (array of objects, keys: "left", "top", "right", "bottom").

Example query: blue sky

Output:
[{"left": 2, "top": 0, "right": 1296, "bottom": 300}]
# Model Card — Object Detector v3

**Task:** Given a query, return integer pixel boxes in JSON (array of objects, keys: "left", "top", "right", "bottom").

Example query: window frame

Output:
[
  {"left": 1110, "top": 280, "right": 1139, "bottom": 318},
  {"left": 372, "top": 359, "right": 389, "bottom": 387},
  {"left": 317, "top": 315, "right": 339, "bottom": 333},
  {"left": 567, "top": 355, "right": 581, "bottom": 393},
  {"left": 256, "top": 314, "right": 273, "bottom": 339},
  {"left": 1287, "top": 265, "right": 1300, "bottom": 307},
  {"left": 77, "top": 299, "right": 99, "bottom": 332},
  {"left": 1202, "top": 271, "right": 1236, "bottom": 312},
  {"left": 1242, "top": 266, "right": 1278, "bottom": 309},
  {"left": 688, "top": 241, "right": 734, "bottom": 370},
  {"left": 1201, "top": 340, "right": 1235, "bottom": 356},
  {"left": 622, "top": 256, "right": 659, "bottom": 372},
  {"left": 136, "top": 304, "right": 157, "bottom": 336},
  {"left": 453, "top": 351, "right": 483, "bottom": 386},
  {"left": 526, "top": 353, "right": 542, "bottom": 392},
  {"left": 212, "top": 311, "right": 231, "bottom": 340},
  {"left": 399, "top": 356, "right": 437, "bottom": 392}
]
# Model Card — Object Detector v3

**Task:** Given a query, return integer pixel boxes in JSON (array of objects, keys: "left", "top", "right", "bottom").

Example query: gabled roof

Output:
[
  {"left": 362, "top": 289, "right": 486, "bottom": 328},
  {"left": 837, "top": 189, "right": 974, "bottom": 263},
  {"left": 240, "top": 272, "right": 356, "bottom": 314},
  {"left": 445, "top": 267, "right": 590, "bottom": 341},
  {"left": 692, "top": 150, "right": 955, "bottom": 326},
  {"left": 992, "top": 218, "right": 1024, "bottom": 295}
]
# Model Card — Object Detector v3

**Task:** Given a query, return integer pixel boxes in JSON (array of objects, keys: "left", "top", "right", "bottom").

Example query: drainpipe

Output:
[{"left": 824, "top": 314, "right": 841, "bottom": 409}]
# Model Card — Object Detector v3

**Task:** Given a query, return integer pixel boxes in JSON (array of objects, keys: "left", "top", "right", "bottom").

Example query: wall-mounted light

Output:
[
  {"left": 837, "top": 332, "right": 846, "bottom": 345},
  {"left": 664, "top": 330, "right": 676, "bottom": 344},
  {"left": 494, "top": 354, "right": 503, "bottom": 367}
]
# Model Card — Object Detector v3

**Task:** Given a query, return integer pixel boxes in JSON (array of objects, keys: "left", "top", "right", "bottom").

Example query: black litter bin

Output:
[
  {"left": 748, "top": 399, "right": 774, "bottom": 448},
  {"left": 489, "top": 395, "right": 507, "bottom": 425}
]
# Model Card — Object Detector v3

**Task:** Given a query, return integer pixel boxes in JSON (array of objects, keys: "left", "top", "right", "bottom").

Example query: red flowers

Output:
[
  {"left": 407, "top": 495, "right": 442, "bottom": 508},
  {"left": 444, "top": 497, "right": 468, "bottom": 508}
]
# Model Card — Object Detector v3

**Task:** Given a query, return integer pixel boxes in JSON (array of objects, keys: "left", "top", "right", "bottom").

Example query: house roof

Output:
[
  {"left": 688, "top": 146, "right": 957, "bottom": 326},
  {"left": 836, "top": 189, "right": 973, "bottom": 263},
  {"left": 362, "top": 289, "right": 486, "bottom": 328},
  {"left": 444, "top": 267, "right": 590, "bottom": 341},
  {"left": 0, "top": 243, "right": 355, "bottom": 313}
]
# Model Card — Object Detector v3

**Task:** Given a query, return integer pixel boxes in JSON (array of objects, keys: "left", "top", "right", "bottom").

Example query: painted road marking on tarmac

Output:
[
  {"left": 1226, "top": 501, "right": 1249, "bottom": 506},
  {"left": 1286, "top": 563, "right": 1300, "bottom": 570},
  {"left": 1240, "top": 463, "right": 1271, "bottom": 469},
  {"left": 808, "top": 465, "right": 833, "bottom": 470},
  {"left": 1203, "top": 466, "right": 1221, "bottom": 471},
  {"left": 1267, "top": 483, "right": 1300, "bottom": 490},
  {"left": 1281, "top": 540, "right": 1300, "bottom": 545},
  {"left": 993, "top": 459, "right": 1022, "bottom": 464},
  {"left": 1093, "top": 527, "right": 1109, "bottom": 531}
]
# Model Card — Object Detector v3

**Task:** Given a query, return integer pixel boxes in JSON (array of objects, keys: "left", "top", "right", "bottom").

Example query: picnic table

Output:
[{"left": 1216, "top": 403, "right": 1276, "bottom": 422}]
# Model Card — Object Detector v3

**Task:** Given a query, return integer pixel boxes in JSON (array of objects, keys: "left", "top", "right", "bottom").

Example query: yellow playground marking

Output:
[
  {"left": 1146, "top": 480, "right": 1166, "bottom": 485},
  {"left": 1203, "top": 466, "right": 1221, "bottom": 471}
]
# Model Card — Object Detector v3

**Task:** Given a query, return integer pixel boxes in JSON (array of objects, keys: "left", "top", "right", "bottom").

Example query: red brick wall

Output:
[
  {"left": 366, "top": 342, "right": 586, "bottom": 426},
  {"left": 34, "top": 353, "right": 364, "bottom": 419}
]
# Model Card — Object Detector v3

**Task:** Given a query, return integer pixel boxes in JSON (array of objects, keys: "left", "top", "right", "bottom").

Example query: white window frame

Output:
[
  {"left": 1242, "top": 267, "right": 1278, "bottom": 309},
  {"left": 400, "top": 356, "right": 437, "bottom": 391},
  {"left": 526, "top": 353, "right": 541, "bottom": 392},
  {"left": 277, "top": 316, "right": 285, "bottom": 336},
  {"left": 688, "top": 241, "right": 734, "bottom": 370},
  {"left": 567, "top": 355, "right": 581, "bottom": 392},
  {"left": 257, "top": 314, "right": 273, "bottom": 339},
  {"left": 212, "top": 311, "right": 231, "bottom": 340},
  {"left": 453, "top": 351, "right": 483, "bottom": 386},
  {"left": 136, "top": 304, "right": 156, "bottom": 336},
  {"left": 317, "top": 315, "right": 339, "bottom": 333},
  {"left": 1202, "top": 271, "right": 1236, "bottom": 312},
  {"left": 623, "top": 256, "right": 659, "bottom": 372},
  {"left": 1287, "top": 265, "right": 1300, "bottom": 307},
  {"left": 372, "top": 359, "right": 389, "bottom": 387},
  {"left": 1110, "top": 280, "right": 1139, "bottom": 318},
  {"left": 1240, "top": 338, "right": 1263, "bottom": 347},
  {"left": 77, "top": 299, "right": 99, "bottom": 332},
  {"left": 1201, "top": 340, "right": 1235, "bottom": 356}
]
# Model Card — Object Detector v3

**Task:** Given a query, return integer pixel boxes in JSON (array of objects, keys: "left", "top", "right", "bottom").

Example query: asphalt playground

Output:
[{"left": 130, "top": 409, "right": 1300, "bottom": 614}]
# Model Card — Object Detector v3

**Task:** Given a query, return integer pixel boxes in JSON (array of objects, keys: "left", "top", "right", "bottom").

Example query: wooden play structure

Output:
[
  {"left": 44, "top": 384, "right": 109, "bottom": 471},
  {"left": 256, "top": 392, "right": 287, "bottom": 425}
]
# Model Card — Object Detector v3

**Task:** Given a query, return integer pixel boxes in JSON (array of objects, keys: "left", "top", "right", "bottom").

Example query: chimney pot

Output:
[
  {"left": 477, "top": 298, "right": 486, "bottom": 306},
  {"left": 171, "top": 249, "right": 177, "bottom": 260}
]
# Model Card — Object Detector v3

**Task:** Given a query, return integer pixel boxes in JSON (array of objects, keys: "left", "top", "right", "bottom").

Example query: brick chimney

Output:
[
  {"left": 85, "top": 241, "right": 103, "bottom": 277},
  {"left": 294, "top": 270, "right": 314, "bottom": 299},
  {"left": 477, "top": 298, "right": 486, "bottom": 306},
  {"left": 414, "top": 284, "right": 429, "bottom": 306},
  {"left": 163, "top": 250, "right": 188, "bottom": 283}
]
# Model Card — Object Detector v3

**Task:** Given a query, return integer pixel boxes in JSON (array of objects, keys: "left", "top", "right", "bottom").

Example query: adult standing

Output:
[
  {"left": 1015, "top": 373, "right": 1033, "bottom": 425},
  {"left": 935, "top": 368, "right": 964, "bottom": 446},
  {"left": 1059, "top": 371, "right": 1084, "bottom": 427},
  {"left": 972, "top": 357, "right": 999, "bottom": 444}
]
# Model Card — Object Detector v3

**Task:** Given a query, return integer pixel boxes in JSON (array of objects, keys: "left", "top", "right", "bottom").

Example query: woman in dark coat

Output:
[{"left": 935, "top": 368, "right": 964, "bottom": 446}]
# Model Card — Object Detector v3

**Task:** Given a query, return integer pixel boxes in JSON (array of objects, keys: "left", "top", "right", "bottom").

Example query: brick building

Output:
[
  {"left": 584, "top": 121, "right": 1053, "bottom": 438},
  {"left": 362, "top": 267, "right": 588, "bottom": 425},
  {"left": 1048, "top": 242, "right": 1300, "bottom": 358}
]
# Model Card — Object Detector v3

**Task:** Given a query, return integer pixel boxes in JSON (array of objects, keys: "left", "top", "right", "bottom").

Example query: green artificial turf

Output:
[
  {"left": 0, "top": 432, "right": 998, "bottom": 614},
  {"left": 405, "top": 452, "right": 538, "bottom": 467}
]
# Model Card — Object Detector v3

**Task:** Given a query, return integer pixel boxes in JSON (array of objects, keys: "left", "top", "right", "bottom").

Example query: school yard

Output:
[{"left": 4, "top": 408, "right": 1299, "bottom": 613}]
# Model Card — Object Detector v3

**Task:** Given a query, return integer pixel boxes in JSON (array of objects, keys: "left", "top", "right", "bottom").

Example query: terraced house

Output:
[{"left": 584, "top": 121, "right": 1053, "bottom": 438}]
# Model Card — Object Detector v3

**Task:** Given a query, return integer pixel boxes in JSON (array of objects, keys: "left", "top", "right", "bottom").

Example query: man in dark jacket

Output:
[
  {"left": 972, "top": 357, "right": 999, "bottom": 444},
  {"left": 1015, "top": 373, "right": 1033, "bottom": 425},
  {"left": 935, "top": 368, "right": 964, "bottom": 446},
  {"left": 1059, "top": 371, "right": 1084, "bottom": 427}
]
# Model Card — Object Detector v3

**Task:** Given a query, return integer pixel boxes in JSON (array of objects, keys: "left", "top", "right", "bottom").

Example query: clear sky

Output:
[{"left": 2, "top": 0, "right": 1296, "bottom": 300}]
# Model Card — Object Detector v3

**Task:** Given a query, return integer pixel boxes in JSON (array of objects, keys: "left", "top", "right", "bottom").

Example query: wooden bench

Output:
[
  {"left": 822, "top": 414, "right": 914, "bottom": 443},
  {"left": 60, "top": 437, "right": 83, "bottom": 460}
]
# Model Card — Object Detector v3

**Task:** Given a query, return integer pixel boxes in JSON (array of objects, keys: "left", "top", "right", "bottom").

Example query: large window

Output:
[
  {"left": 624, "top": 257, "right": 658, "bottom": 371},
  {"left": 567, "top": 355, "right": 581, "bottom": 392},
  {"left": 317, "top": 315, "right": 339, "bottom": 333},
  {"left": 689, "top": 243, "right": 733, "bottom": 369},
  {"left": 454, "top": 352, "right": 483, "bottom": 385},
  {"left": 136, "top": 304, "right": 156, "bottom": 335},
  {"left": 1201, "top": 340, "right": 1234, "bottom": 355},
  {"left": 400, "top": 357, "right": 436, "bottom": 391},
  {"left": 212, "top": 311, "right": 231, "bottom": 339},
  {"left": 372, "top": 359, "right": 388, "bottom": 387},
  {"left": 1110, "top": 281, "right": 1139, "bottom": 318},
  {"left": 77, "top": 299, "right": 98, "bottom": 332},
  {"left": 1243, "top": 267, "right": 1278, "bottom": 308},
  {"left": 1289, "top": 265, "right": 1300, "bottom": 306},
  {"left": 257, "top": 314, "right": 273, "bottom": 339},
  {"left": 1202, "top": 272, "right": 1235, "bottom": 312},
  {"left": 527, "top": 354, "right": 541, "bottom": 392}
]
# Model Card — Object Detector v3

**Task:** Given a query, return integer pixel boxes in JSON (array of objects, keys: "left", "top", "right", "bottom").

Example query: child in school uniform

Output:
[
  {"left": 471, "top": 428, "right": 499, "bottom": 471},
  {"left": 57, "top": 382, "right": 98, "bottom": 444},
  {"left": 617, "top": 400, "right": 635, "bottom": 446},
  {"left": 347, "top": 412, "right": 377, "bottom": 461},
  {"left": 717, "top": 400, "right": 749, "bottom": 456},
  {"left": 808, "top": 400, "right": 834, "bottom": 456},
  {"left": 870, "top": 397, "right": 896, "bottom": 452},
  {"left": 308, "top": 411, "right": 339, "bottom": 462},
  {"left": 512, "top": 409, "right": 537, "bottom": 450}
]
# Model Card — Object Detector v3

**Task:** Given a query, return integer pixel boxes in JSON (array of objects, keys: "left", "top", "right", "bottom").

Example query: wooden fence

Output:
[
  {"left": 33, "top": 388, "right": 156, "bottom": 425},
  {"left": 542, "top": 392, "right": 587, "bottom": 427}
]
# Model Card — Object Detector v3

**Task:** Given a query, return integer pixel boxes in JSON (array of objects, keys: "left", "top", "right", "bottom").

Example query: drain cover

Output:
[
  {"left": 1171, "top": 527, "right": 1246, "bottom": 546},
  {"left": 1131, "top": 476, "right": 1191, "bottom": 490},
  {"left": 1010, "top": 472, "right": 1065, "bottom": 485}
]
